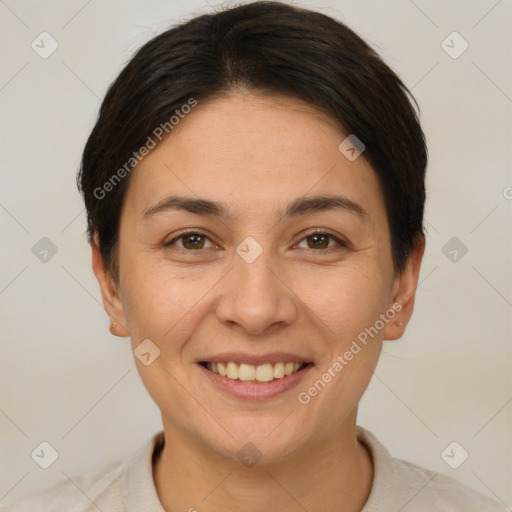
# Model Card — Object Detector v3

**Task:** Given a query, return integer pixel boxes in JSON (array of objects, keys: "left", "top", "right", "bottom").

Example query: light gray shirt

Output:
[{"left": 2, "top": 426, "right": 505, "bottom": 511}]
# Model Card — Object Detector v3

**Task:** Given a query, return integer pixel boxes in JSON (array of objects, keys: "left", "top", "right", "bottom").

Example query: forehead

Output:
[{"left": 121, "top": 94, "right": 386, "bottom": 226}]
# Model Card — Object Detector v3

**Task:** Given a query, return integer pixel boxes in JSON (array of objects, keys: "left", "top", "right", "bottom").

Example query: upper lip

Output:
[{"left": 198, "top": 352, "right": 313, "bottom": 366}]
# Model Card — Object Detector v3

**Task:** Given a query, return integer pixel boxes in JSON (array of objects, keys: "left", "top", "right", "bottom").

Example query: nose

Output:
[{"left": 215, "top": 245, "right": 298, "bottom": 336}]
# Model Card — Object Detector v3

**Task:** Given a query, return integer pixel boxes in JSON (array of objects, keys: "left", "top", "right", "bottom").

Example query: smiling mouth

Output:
[{"left": 200, "top": 361, "right": 312, "bottom": 383}]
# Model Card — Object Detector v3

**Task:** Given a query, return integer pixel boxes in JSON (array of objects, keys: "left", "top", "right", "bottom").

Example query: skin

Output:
[{"left": 92, "top": 93, "right": 425, "bottom": 512}]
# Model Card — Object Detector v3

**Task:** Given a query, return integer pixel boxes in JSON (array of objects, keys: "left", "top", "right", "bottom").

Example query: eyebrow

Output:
[{"left": 141, "top": 194, "right": 367, "bottom": 222}]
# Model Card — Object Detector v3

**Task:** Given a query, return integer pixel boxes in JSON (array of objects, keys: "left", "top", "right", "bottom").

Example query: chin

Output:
[{"left": 200, "top": 415, "right": 313, "bottom": 465}]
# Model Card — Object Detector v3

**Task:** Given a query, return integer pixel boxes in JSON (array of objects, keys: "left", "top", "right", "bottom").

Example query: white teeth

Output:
[
  {"left": 284, "top": 362, "right": 294, "bottom": 376},
  {"left": 255, "top": 363, "right": 274, "bottom": 382},
  {"left": 238, "top": 363, "right": 256, "bottom": 381},
  {"left": 205, "top": 361, "right": 306, "bottom": 382},
  {"left": 273, "top": 362, "right": 285, "bottom": 378},
  {"left": 226, "top": 362, "right": 238, "bottom": 379},
  {"left": 218, "top": 362, "right": 227, "bottom": 377}
]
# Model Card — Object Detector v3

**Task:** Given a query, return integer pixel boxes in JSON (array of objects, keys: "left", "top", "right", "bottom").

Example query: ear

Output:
[
  {"left": 382, "top": 233, "right": 425, "bottom": 340},
  {"left": 91, "top": 232, "right": 130, "bottom": 337}
]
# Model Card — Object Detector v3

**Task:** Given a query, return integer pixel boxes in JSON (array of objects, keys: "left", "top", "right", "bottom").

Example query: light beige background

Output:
[{"left": 1, "top": 0, "right": 511, "bottom": 507}]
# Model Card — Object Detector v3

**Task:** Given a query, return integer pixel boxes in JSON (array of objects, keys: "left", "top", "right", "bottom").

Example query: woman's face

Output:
[{"left": 94, "top": 93, "right": 420, "bottom": 460}]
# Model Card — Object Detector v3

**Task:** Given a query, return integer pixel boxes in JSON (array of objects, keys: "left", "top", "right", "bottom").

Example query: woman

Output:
[{"left": 4, "top": 1, "right": 504, "bottom": 510}]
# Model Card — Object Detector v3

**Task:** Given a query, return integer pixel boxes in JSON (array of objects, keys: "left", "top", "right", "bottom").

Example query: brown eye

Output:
[
  {"left": 306, "top": 233, "right": 330, "bottom": 249},
  {"left": 181, "top": 233, "right": 205, "bottom": 249},
  {"left": 165, "top": 232, "right": 214, "bottom": 251},
  {"left": 296, "top": 231, "right": 347, "bottom": 251}
]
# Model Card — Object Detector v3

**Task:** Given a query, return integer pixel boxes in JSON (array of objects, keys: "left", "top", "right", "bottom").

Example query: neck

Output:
[{"left": 153, "top": 413, "right": 374, "bottom": 512}]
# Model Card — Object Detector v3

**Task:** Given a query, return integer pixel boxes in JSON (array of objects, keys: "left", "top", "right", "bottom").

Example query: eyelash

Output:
[{"left": 164, "top": 229, "right": 348, "bottom": 253}]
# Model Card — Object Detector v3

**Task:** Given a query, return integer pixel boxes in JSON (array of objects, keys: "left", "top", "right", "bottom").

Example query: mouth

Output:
[{"left": 199, "top": 360, "right": 313, "bottom": 383}]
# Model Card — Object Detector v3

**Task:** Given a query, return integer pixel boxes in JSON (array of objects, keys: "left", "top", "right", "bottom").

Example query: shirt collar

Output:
[
  {"left": 121, "top": 430, "right": 166, "bottom": 512},
  {"left": 356, "top": 425, "right": 396, "bottom": 511},
  {"left": 119, "top": 426, "right": 387, "bottom": 512}
]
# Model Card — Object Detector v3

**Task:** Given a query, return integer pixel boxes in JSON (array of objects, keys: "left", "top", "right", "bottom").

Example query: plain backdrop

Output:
[{"left": 1, "top": 0, "right": 511, "bottom": 507}]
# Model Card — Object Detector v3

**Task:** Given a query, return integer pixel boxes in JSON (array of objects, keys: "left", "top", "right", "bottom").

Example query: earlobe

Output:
[
  {"left": 91, "top": 232, "right": 130, "bottom": 337},
  {"left": 383, "top": 233, "right": 425, "bottom": 340}
]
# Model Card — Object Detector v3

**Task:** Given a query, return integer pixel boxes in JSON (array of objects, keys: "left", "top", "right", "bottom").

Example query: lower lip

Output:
[{"left": 197, "top": 363, "right": 314, "bottom": 401}]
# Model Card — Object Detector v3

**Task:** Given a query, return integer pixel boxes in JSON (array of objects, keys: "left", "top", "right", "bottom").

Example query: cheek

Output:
[
  {"left": 121, "top": 258, "right": 221, "bottom": 344},
  {"left": 123, "top": 252, "right": 390, "bottom": 347},
  {"left": 297, "top": 262, "right": 389, "bottom": 340},
  {"left": 293, "top": 267, "right": 387, "bottom": 425}
]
